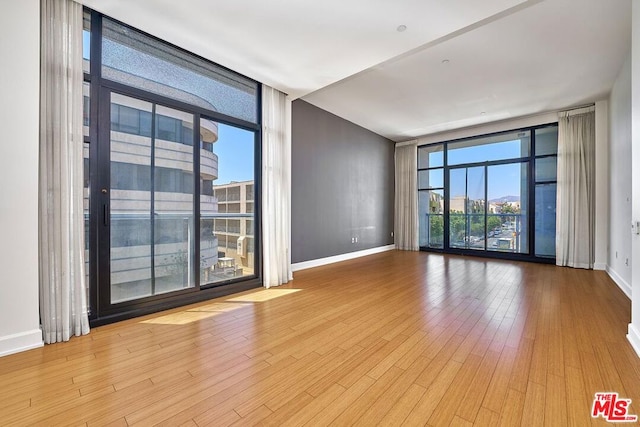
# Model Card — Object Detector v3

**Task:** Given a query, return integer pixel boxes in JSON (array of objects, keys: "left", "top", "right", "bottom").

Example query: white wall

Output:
[
  {"left": 0, "top": 0, "right": 43, "bottom": 356},
  {"left": 629, "top": 1, "right": 640, "bottom": 357},
  {"left": 608, "top": 54, "right": 632, "bottom": 297},
  {"left": 595, "top": 100, "right": 610, "bottom": 271}
]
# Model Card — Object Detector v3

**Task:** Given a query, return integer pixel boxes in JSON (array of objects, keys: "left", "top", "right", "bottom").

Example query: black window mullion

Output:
[
  {"left": 88, "top": 10, "right": 102, "bottom": 320},
  {"left": 193, "top": 115, "right": 201, "bottom": 289},
  {"left": 254, "top": 85, "right": 262, "bottom": 284},
  {"left": 464, "top": 168, "right": 469, "bottom": 249},
  {"left": 530, "top": 130, "right": 537, "bottom": 257},
  {"left": 150, "top": 103, "right": 157, "bottom": 296},
  {"left": 484, "top": 165, "right": 488, "bottom": 251},
  {"left": 443, "top": 142, "right": 450, "bottom": 251}
]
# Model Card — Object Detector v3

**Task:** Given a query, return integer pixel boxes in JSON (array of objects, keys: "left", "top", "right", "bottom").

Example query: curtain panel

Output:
[
  {"left": 39, "top": 0, "right": 90, "bottom": 343},
  {"left": 262, "top": 86, "right": 293, "bottom": 288},
  {"left": 556, "top": 108, "right": 596, "bottom": 269},
  {"left": 394, "top": 143, "right": 419, "bottom": 251}
]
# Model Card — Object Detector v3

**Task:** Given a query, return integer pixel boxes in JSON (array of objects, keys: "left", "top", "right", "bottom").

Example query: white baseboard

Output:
[
  {"left": 0, "top": 329, "right": 43, "bottom": 358},
  {"left": 593, "top": 262, "right": 606, "bottom": 271},
  {"left": 292, "top": 244, "right": 396, "bottom": 272},
  {"left": 606, "top": 266, "right": 632, "bottom": 299},
  {"left": 628, "top": 324, "right": 640, "bottom": 359}
]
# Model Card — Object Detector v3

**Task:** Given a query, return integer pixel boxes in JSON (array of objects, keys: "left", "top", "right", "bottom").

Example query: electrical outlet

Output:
[
  {"left": 626, "top": 258, "right": 629, "bottom": 266},
  {"left": 616, "top": 251, "right": 618, "bottom": 259}
]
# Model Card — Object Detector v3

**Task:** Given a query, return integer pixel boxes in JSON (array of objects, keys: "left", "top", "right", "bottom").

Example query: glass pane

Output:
[
  {"left": 83, "top": 82, "right": 90, "bottom": 137},
  {"left": 200, "top": 118, "right": 219, "bottom": 285},
  {"left": 466, "top": 167, "right": 485, "bottom": 250},
  {"left": 449, "top": 168, "right": 466, "bottom": 249},
  {"left": 535, "top": 183, "right": 556, "bottom": 257},
  {"left": 110, "top": 93, "right": 153, "bottom": 303},
  {"left": 535, "top": 156, "right": 557, "bottom": 182},
  {"left": 110, "top": 93, "right": 196, "bottom": 304},
  {"left": 449, "top": 167, "right": 485, "bottom": 250},
  {"left": 154, "top": 105, "right": 195, "bottom": 295},
  {"left": 447, "top": 130, "right": 530, "bottom": 166},
  {"left": 201, "top": 121, "right": 256, "bottom": 285},
  {"left": 535, "top": 126, "right": 558, "bottom": 156},
  {"left": 487, "top": 163, "right": 528, "bottom": 254},
  {"left": 418, "top": 144, "right": 444, "bottom": 168},
  {"left": 83, "top": 11, "right": 90, "bottom": 74},
  {"left": 418, "top": 168, "right": 443, "bottom": 190},
  {"left": 419, "top": 190, "right": 444, "bottom": 248},
  {"left": 102, "top": 18, "right": 258, "bottom": 123}
]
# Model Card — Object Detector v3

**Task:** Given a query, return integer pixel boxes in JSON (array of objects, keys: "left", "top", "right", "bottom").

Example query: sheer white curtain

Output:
[
  {"left": 395, "top": 143, "right": 419, "bottom": 251},
  {"left": 262, "top": 85, "right": 293, "bottom": 288},
  {"left": 556, "top": 108, "right": 596, "bottom": 268},
  {"left": 40, "top": 0, "right": 90, "bottom": 343}
]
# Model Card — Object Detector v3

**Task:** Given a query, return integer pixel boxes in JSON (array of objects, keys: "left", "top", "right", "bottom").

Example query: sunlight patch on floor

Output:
[
  {"left": 141, "top": 289, "right": 302, "bottom": 325},
  {"left": 191, "top": 302, "right": 248, "bottom": 312},
  {"left": 225, "top": 288, "right": 301, "bottom": 303},
  {"left": 141, "top": 310, "right": 224, "bottom": 325}
]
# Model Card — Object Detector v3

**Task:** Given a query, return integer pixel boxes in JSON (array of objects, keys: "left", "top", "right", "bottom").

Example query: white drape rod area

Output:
[
  {"left": 394, "top": 143, "right": 419, "bottom": 251},
  {"left": 560, "top": 105, "right": 595, "bottom": 117},
  {"left": 262, "top": 85, "right": 293, "bottom": 288},
  {"left": 555, "top": 107, "right": 596, "bottom": 269},
  {"left": 39, "top": 0, "right": 90, "bottom": 343}
]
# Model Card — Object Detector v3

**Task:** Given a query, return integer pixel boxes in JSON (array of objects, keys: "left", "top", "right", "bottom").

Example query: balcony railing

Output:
[
  {"left": 423, "top": 212, "right": 526, "bottom": 252},
  {"left": 84, "top": 211, "right": 254, "bottom": 301}
]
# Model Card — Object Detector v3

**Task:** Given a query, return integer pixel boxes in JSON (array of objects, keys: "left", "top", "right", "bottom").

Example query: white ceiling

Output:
[{"left": 81, "top": 0, "right": 631, "bottom": 141}]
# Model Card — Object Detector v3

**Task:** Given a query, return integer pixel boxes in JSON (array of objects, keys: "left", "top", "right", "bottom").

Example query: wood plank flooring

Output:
[{"left": 1, "top": 251, "right": 639, "bottom": 426}]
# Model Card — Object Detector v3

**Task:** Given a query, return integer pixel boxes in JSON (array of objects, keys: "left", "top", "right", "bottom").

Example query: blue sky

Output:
[
  {"left": 213, "top": 124, "right": 255, "bottom": 184},
  {"left": 83, "top": 31, "right": 90, "bottom": 59},
  {"left": 426, "top": 139, "right": 529, "bottom": 200}
]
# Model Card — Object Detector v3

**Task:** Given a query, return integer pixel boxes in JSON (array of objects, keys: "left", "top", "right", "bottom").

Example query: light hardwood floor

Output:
[{"left": 1, "top": 251, "right": 640, "bottom": 426}]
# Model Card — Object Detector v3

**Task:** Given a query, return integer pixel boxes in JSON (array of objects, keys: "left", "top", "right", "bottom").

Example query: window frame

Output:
[
  {"left": 417, "top": 123, "right": 558, "bottom": 264},
  {"left": 84, "top": 8, "right": 263, "bottom": 325}
]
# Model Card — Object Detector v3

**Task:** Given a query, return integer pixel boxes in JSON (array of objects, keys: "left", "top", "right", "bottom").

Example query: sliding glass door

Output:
[
  {"left": 96, "top": 88, "right": 259, "bottom": 316},
  {"left": 447, "top": 163, "right": 528, "bottom": 253},
  {"left": 84, "top": 10, "right": 262, "bottom": 322},
  {"left": 487, "top": 163, "right": 528, "bottom": 253},
  {"left": 108, "top": 93, "right": 196, "bottom": 304}
]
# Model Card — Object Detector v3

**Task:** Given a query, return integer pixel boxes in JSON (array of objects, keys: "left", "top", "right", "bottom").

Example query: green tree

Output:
[
  {"left": 449, "top": 210, "right": 466, "bottom": 242},
  {"left": 501, "top": 203, "right": 519, "bottom": 214},
  {"left": 487, "top": 215, "right": 502, "bottom": 231},
  {"left": 470, "top": 215, "right": 484, "bottom": 237},
  {"left": 429, "top": 215, "right": 444, "bottom": 245},
  {"left": 500, "top": 203, "right": 519, "bottom": 226}
]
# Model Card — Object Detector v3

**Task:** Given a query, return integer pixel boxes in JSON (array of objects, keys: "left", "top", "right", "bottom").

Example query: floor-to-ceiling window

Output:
[
  {"left": 83, "top": 9, "right": 261, "bottom": 323},
  {"left": 418, "top": 124, "right": 558, "bottom": 262}
]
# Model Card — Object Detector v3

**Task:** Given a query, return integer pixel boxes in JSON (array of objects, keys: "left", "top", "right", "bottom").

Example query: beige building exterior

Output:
[{"left": 212, "top": 180, "right": 255, "bottom": 276}]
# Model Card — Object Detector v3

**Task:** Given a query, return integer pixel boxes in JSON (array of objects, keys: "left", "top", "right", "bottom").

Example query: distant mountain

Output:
[{"left": 489, "top": 195, "right": 520, "bottom": 203}]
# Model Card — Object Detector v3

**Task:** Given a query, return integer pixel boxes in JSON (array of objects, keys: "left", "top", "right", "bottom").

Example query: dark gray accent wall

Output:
[{"left": 292, "top": 100, "right": 395, "bottom": 264}]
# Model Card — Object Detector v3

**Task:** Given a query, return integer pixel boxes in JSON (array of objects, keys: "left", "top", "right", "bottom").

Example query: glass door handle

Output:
[{"left": 103, "top": 204, "right": 109, "bottom": 226}]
